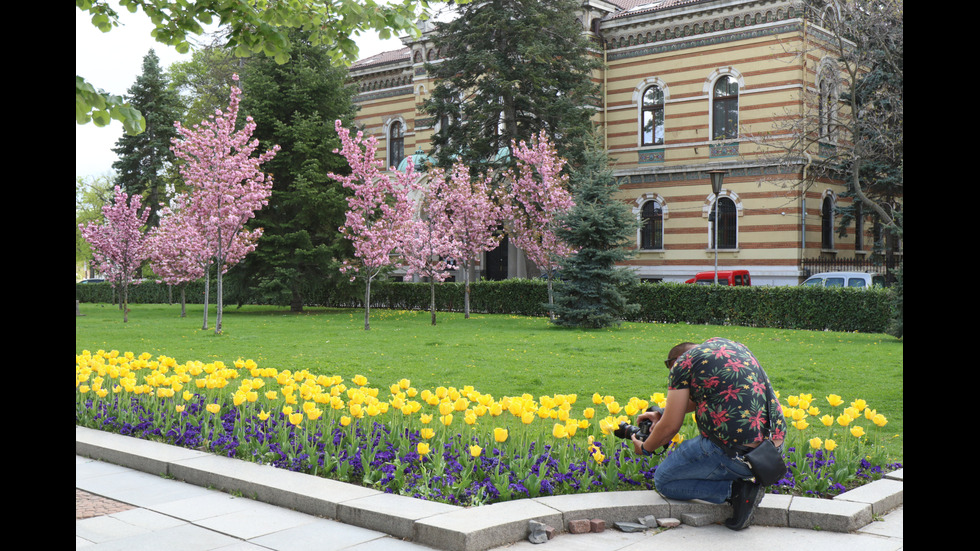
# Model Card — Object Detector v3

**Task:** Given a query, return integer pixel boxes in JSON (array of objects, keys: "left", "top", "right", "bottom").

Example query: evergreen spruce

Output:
[
  {"left": 423, "top": 0, "right": 602, "bottom": 174},
  {"left": 226, "top": 30, "right": 358, "bottom": 311},
  {"left": 551, "top": 136, "right": 639, "bottom": 328},
  {"left": 111, "top": 50, "right": 183, "bottom": 228}
]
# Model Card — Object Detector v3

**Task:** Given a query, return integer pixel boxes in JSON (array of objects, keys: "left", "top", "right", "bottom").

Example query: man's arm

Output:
[{"left": 632, "top": 388, "right": 692, "bottom": 454}]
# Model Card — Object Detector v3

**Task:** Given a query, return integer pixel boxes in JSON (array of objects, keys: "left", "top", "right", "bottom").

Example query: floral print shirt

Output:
[{"left": 669, "top": 337, "right": 786, "bottom": 447}]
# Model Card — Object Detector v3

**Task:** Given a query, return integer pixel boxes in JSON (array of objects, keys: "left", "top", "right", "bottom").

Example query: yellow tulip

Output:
[
  {"left": 340, "top": 416, "right": 352, "bottom": 427},
  {"left": 494, "top": 428, "right": 508, "bottom": 443},
  {"left": 850, "top": 399, "right": 867, "bottom": 412},
  {"left": 872, "top": 413, "right": 888, "bottom": 427},
  {"left": 206, "top": 403, "right": 221, "bottom": 414},
  {"left": 825, "top": 439, "right": 837, "bottom": 451},
  {"left": 850, "top": 426, "right": 866, "bottom": 438},
  {"left": 552, "top": 423, "right": 568, "bottom": 439},
  {"left": 469, "top": 445, "right": 483, "bottom": 458},
  {"left": 417, "top": 442, "right": 430, "bottom": 456},
  {"left": 420, "top": 428, "right": 435, "bottom": 440},
  {"left": 809, "top": 437, "right": 822, "bottom": 450},
  {"left": 440, "top": 414, "right": 454, "bottom": 426},
  {"left": 289, "top": 412, "right": 303, "bottom": 426},
  {"left": 175, "top": 405, "right": 185, "bottom": 414},
  {"left": 420, "top": 413, "right": 433, "bottom": 424},
  {"left": 258, "top": 410, "right": 270, "bottom": 421},
  {"left": 583, "top": 407, "right": 595, "bottom": 419},
  {"left": 793, "top": 419, "right": 809, "bottom": 430},
  {"left": 521, "top": 411, "right": 535, "bottom": 425},
  {"left": 821, "top": 414, "right": 834, "bottom": 427},
  {"left": 399, "top": 378, "right": 411, "bottom": 390},
  {"left": 826, "top": 394, "right": 844, "bottom": 407},
  {"left": 836, "top": 413, "right": 852, "bottom": 427},
  {"left": 353, "top": 374, "right": 368, "bottom": 386},
  {"left": 592, "top": 450, "right": 605, "bottom": 464}
]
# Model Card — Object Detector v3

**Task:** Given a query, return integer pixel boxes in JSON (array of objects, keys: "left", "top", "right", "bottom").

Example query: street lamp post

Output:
[{"left": 707, "top": 170, "right": 727, "bottom": 285}]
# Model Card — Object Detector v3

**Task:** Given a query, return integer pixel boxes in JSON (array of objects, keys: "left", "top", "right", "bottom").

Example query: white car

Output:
[{"left": 801, "top": 272, "right": 886, "bottom": 288}]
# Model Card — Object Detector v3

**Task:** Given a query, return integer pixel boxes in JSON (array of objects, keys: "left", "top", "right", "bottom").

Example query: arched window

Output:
[
  {"left": 388, "top": 121, "right": 405, "bottom": 169},
  {"left": 712, "top": 75, "right": 739, "bottom": 140},
  {"left": 640, "top": 200, "right": 663, "bottom": 249},
  {"left": 818, "top": 70, "right": 839, "bottom": 142},
  {"left": 641, "top": 86, "right": 664, "bottom": 146},
  {"left": 711, "top": 196, "right": 738, "bottom": 249},
  {"left": 821, "top": 194, "right": 835, "bottom": 249}
]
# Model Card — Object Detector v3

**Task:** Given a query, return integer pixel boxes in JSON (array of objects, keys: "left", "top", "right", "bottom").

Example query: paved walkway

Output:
[{"left": 76, "top": 428, "right": 903, "bottom": 551}]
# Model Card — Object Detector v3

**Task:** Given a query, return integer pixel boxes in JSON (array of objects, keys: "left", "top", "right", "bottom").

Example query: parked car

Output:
[
  {"left": 78, "top": 278, "right": 105, "bottom": 284},
  {"left": 800, "top": 272, "right": 885, "bottom": 288},
  {"left": 684, "top": 270, "right": 751, "bottom": 286}
]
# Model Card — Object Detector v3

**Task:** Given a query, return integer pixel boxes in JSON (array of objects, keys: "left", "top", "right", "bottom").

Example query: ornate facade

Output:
[{"left": 348, "top": 0, "right": 891, "bottom": 285}]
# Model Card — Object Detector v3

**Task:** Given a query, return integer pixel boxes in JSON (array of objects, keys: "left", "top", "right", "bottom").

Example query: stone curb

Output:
[{"left": 76, "top": 426, "right": 903, "bottom": 551}]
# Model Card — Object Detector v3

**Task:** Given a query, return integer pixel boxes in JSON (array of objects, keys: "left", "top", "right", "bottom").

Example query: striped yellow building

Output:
[{"left": 348, "top": 0, "right": 894, "bottom": 285}]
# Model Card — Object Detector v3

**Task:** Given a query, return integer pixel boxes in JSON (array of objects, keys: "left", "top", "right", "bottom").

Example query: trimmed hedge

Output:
[{"left": 76, "top": 278, "right": 893, "bottom": 333}]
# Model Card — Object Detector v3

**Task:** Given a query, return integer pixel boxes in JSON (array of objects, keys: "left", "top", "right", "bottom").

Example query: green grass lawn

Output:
[{"left": 76, "top": 302, "right": 903, "bottom": 461}]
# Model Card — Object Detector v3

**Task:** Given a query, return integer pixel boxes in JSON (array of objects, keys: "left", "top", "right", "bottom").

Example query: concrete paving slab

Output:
[
  {"left": 532, "top": 489, "right": 670, "bottom": 528},
  {"left": 788, "top": 495, "right": 871, "bottom": 532},
  {"left": 247, "top": 517, "right": 391, "bottom": 551},
  {"left": 415, "top": 499, "right": 563, "bottom": 551},
  {"left": 76, "top": 425, "right": 209, "bottom": 475},
  {"left": 170, "top": 451, "right": 383, "bottom": 520},
  {"left": 337, "top": 492, "right": 462, "bottom": 539},
  {"left": 148, "top": 492, "right": 261, "bottom": 521},
  {"left": 194, "top": 499, "right": 319, "bottom": 540},
  {"left": 834, "top": 478, "right": 904, "bottom": 515},
  {"left": 78, "top": 521, "right": 244, "bottom": 551},
  {"left": 616, "top": 523, "right": 903, "bottom": 551}
]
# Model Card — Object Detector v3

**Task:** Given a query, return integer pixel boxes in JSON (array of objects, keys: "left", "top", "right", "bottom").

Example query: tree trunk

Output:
[
  {"left": 122, "top": 280, "right": 129, "bottom": 323},
  {"left": 291, "top": 288, "right": 304, "bottom": 312},
  {"left": 430, "top": 279, "right": 437, "bottom": 325},
  {"left": 464, "top": 274, "right": 471, "bottom": 319},
  {"left": 202, "top": 269, "right": 210, "bottom": 330},
  {"left": 180, "top": 286, "right": 186, "bottom": 318},
  {"left": 363, "top": 277, "right": 372, "bottom": 330},
  {"left": 215, "top": 269, "right": 223, "bottom": 334}
]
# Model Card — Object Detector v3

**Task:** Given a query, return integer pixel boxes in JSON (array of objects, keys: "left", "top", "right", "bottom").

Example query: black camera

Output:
[{"left": 613, "top": 405, "right": 663, "bottom": 441}]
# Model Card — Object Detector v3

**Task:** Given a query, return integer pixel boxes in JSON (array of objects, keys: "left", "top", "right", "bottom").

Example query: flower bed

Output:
[{"left": 75, "top": 350, "right": 901, "bottom": 505}]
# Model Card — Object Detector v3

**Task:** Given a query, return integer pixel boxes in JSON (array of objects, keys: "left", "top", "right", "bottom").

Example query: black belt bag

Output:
[
  {"left": 707, "top": 382, "right": 787, "bottom": 486},
  {"left": 740, "top": 439, "right": 786, "bottom": 486}
]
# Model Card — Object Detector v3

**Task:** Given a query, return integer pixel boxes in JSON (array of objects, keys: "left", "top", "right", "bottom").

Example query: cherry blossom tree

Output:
[
  {"left": 501, "top": 131, "right": 576, "bottom": 319},
  {"left": 170, "top": 74, "right": 278, "bottom": 334},
  {"left": 425, "top": 162, "right": 503, "bottom": 319},
  {"left": 400, "top": 170, "right": 461, "bottom": 326},
  {"left": 329, "top": 120, "right": 420, "bottom": 330},
  {"left": 78, "top": 186, "right": 151, "bottom": 322},
  {"left": 146, "top": 194, "right": 205, "bottom": 318}
]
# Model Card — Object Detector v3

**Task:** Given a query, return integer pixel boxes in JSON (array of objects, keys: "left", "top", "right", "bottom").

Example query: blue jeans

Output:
[{"left": 653, "top": 435, "right": 754, "bottom": 504}]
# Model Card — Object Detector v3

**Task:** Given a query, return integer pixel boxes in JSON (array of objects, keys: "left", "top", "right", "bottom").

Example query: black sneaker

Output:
[{"left": 725, "top": 479, "right": 763, "bottom": 531}]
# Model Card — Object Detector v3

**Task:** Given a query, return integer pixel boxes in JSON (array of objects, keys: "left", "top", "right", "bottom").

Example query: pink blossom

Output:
[
  {"left": 78, "top": 186, "right": 151, "bottom": 322},
  {"left": 169, "top": 74, "right": 278, "bottom": 333}
]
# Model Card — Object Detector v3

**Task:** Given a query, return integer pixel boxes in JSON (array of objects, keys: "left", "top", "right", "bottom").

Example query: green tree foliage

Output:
[
  {"left": 423, "top": 0, "right": 602, "bottom": 174},
  {"left": 111, "top": 50, "right": 184, "bottom": 228},
  {"left": 225, "top": 30, "right": 359, "bottom": 311},
  {"left": 77, "top": 0, "right": 440, "bottom": 135},
  {"left": 551, "top": 136, "right": 639, "bottom": 328}
]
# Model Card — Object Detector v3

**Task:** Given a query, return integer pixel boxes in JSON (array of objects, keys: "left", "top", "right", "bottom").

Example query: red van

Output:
[{"left": 683, "top": 270, "right": 751, "bottom": 286}]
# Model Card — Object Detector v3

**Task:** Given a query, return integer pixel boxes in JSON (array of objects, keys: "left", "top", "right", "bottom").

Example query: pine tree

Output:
[
  {"left": 227, "top": 30, "right": 359, "bottom": 311},
  {"left": 551, "top": 136, "right": 639, "bottom": 328},
  {"left": 423, "top": 0, "right": 602, "bottom": 174},
  {"left": 111, "top": 50, "right": 183, "bottom": 228}
]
